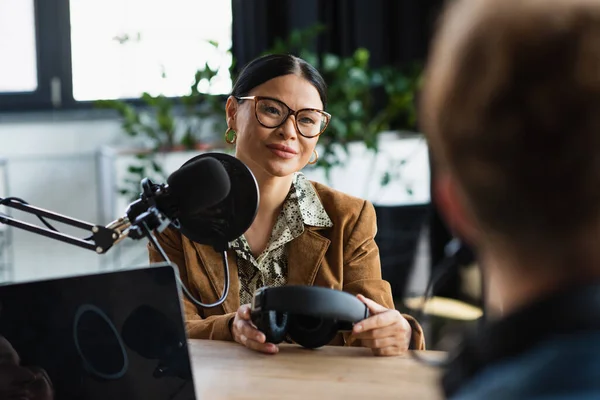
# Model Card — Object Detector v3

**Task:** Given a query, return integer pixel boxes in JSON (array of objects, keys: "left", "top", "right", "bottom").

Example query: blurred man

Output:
[{"left": 421, "top": 0, "right": 600, "bottom": 398}]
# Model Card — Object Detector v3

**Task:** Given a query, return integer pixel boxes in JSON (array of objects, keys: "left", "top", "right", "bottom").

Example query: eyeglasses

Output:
[{"left": 236, "top": 96, "right": 331, "bottom": 138}]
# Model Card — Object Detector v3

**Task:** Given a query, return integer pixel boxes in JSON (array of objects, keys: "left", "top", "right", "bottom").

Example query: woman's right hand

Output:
[{"left": 231, "top": 304, "right": 279, "bottom": 354}]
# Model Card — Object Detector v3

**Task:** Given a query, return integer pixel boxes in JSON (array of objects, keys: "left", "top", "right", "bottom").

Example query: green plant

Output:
[
  {"left": 102, "top": 25, "right": 422, "bottom": 200},
  {"left": 317, "top": 52, "right": 421, "bottom": 173},
  {"left": 97, "top": 41, "right": 232, "bottom": 200},
  {"left": 265, "top": 24, "right": 422, "bottom": 180}
]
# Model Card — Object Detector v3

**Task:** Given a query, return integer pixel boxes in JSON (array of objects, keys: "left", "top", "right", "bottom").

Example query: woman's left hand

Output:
[{"left": 349, "top": 294, "right": 412, "bottom": 356}]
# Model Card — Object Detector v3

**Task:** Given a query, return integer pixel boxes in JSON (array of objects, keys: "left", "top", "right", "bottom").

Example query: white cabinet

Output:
[{"left": 305, "top": 132, "right": 430, "bottom": 206}]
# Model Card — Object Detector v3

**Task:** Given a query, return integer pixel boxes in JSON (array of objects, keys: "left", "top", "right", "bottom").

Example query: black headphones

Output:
[{"left": 250, "top": 285, "right": 369, "bottom": 349}]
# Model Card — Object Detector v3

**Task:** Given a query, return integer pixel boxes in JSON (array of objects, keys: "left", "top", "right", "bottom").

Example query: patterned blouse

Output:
[{"left": 229, "top": 172, "right": 333, "bottom": 305}]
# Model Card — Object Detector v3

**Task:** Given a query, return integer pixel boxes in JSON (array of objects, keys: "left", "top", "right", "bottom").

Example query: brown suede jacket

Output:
[{"left": 148, "top": 180, "right": 425, "bottom": 350}]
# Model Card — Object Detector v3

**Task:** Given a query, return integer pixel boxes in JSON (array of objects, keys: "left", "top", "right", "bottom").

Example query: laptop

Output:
[{"left": 0, "top": 262, "right": 196, "bottom": 400}]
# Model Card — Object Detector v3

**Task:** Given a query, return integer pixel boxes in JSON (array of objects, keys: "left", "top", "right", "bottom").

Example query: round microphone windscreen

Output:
[
  {"left": 167, "top": 157, "right": 231, "bottom": 216},
  {"left": 176, "top": 153, "right": 259, "bottom": 252}
]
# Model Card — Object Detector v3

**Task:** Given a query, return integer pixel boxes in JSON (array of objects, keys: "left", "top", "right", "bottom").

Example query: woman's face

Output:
[{"left": 227, "top": 74, "right": 324, "bottom": 179}]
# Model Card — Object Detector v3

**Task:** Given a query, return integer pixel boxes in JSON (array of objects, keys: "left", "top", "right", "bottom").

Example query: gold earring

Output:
[
  {"left": 308, "top": 149, "right": 318, "bottom": 165},
  {"left": 225, "top": 127, "right": 237, "bottom": 144}
]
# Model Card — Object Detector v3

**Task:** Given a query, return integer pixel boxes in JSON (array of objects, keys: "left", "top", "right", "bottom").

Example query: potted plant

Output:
[
  {"left": 96, "top": 41, "right": 233, "bottom": 206},
  {"left": 265, "top": 25, "right": 423, "bottom": 182},
  {"left": 98, "top": 25, "right": 425, "bottom": 222}
]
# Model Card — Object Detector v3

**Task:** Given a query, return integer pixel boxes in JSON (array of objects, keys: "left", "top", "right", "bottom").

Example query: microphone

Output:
[
  {"left": 175, "top": 153, "right": 260, "bottom": 252},
  {"left": 111, "top": 156, "right": 232, "bottom": 241},
  {"left": 0, "top": 152, "right": 257, "bottom": 309},
  {"left": 121, "top": 305, "right": 192, "bottom": 380},
  {"left": 141, "top": 152, "right": 260, "bottom": 309}
]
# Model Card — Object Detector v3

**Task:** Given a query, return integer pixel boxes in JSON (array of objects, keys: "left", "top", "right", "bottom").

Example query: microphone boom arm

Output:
[
  {"left": 0, "top": 151, "right": 243, "bottom": 310},
  {"left": 0, "top": 196, "right": 229, "bottom": 309},
  {"left": 0, "top": 200, "right": 120, "bottom": 254}
]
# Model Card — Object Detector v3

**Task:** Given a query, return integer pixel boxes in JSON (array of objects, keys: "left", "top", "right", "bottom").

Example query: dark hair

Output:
[
  {"left": 231, "top": 54, "right": 328, "bottom": 109},
  {"left": 422, "top": 0, "right": 600, "bottom": 250}
]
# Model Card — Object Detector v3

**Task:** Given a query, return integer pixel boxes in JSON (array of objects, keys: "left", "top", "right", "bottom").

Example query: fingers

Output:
[
  {"left": 233, "top": 305, "right": 278, "bottom": 354},
  {"left": 236, "top": 318, "right": 266, "bottom": 344},
  {"left": 357, "top": 294, "right": 388, "bottom": 314},
  {"left": 239, "top": 333, "right": 279, "bottom": 354},
  {"left": 350, "top": 324, "right": 400, "bottom": 340},
  {"left": 353, "top": 309, "right": 400, "bottom": 334},
  {"left": 236, "top": 304, "right": 252, "bottom": 320},
  {"left": 349, "top": 299, "right": 412, "bottom": 356},
  {"left": 350, "top": 321, "right": 410, "bottom": 354}
]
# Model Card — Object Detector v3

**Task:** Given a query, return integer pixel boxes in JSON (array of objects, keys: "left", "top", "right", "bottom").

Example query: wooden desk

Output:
[{"left": 189, "top": 340, "right": 445, "bottom": 399}]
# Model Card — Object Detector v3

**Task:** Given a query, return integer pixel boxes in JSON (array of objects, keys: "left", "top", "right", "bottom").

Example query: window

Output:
[
  {"left": 69, "top": 0, "right": 232, "bottom": 101},
  {"left": 0, "top": 0, "right": 38, "bottom": 93},
  {"left": 0, "top": 0, "right": 233, "bottom": 111}
]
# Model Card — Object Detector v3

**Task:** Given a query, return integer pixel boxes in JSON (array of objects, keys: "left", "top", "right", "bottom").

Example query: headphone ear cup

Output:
[
  {"left": 251, "top": 310, "right": 288, "bottom": 344},
  {"left": 287, "top": 315, "right": 338, "bottom": 349}
]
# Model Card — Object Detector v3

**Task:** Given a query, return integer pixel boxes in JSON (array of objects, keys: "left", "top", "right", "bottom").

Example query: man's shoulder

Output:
[{"left": 451, "top": 332, "right": 600, "bottom": 400}]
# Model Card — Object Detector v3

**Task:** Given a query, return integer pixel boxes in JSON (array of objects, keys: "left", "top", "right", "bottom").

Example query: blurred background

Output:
[{"left": 0, "top": 0, "right": 480, "bottom": 349}]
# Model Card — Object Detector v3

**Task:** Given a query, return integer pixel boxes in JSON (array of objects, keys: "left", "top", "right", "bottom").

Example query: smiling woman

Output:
[
  {"left": 228, "top": 71, "right": 325, "bottom": 180},
  {"left": 148, "top": 54, "right": 426, "bottom": 356}
]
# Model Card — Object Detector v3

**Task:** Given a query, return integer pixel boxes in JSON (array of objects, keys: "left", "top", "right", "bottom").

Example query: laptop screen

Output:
[{"left": 0, "top": 264, "right": 196, "bottom": 400}]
